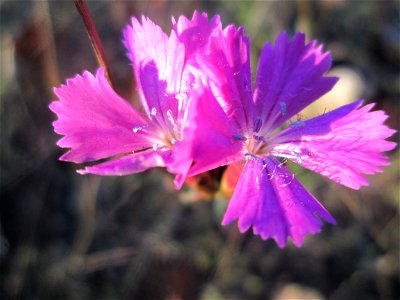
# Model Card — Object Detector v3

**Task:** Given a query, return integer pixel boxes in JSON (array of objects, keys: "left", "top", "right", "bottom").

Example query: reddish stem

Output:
[{"left": 74, "top": 0, "right": 117, "bottom": 91}]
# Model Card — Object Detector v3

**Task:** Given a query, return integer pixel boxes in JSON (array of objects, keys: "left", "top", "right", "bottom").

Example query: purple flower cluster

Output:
[{"left": 50, "top": 12, "right": 396, "bottom": 247}]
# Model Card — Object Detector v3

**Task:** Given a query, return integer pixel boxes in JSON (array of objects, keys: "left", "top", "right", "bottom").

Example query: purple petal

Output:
[
  {"left": 222, "top": 157, "right": 335, "bottom": 248},
  {"left": 123, "top": 16, "right": 185, "bottom": 121},
  {"left": 168, "top": 81, "right": 243, "bottom": 185},
  {"left": 254, "top": 32, "right": 337, "bottom": 133},
  {"left": 172, "top": 11, "right": 222, "bottom": 61},
  {"left": 196, "top": 25, "right": 254, "bottom": 133},
  {"left": 49, "top": 68, "right": 152, "bottom": 163},
  {"left": 273, "top": 100, "right": 397, "bottom": 189},
  {"left": 78, "top": 149, "right": 172, "bottom": 176}
]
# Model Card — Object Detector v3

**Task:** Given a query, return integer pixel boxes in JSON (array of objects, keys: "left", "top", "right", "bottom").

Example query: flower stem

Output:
[{"left": 74, "top": 0, "right": 117, "bottom": 91}]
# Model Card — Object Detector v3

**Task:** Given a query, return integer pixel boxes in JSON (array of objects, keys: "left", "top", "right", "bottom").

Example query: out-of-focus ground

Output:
[{"left": 0, "top": 1, "right": 399, "bottom": 299}]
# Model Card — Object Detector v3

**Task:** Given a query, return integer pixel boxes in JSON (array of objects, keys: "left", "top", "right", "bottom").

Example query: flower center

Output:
[
  {"left": 233, "top": 131, "right": 270, "bottom": 157},
  {"left": 246, "top": 134, "right": 269, "bottom": 156}
]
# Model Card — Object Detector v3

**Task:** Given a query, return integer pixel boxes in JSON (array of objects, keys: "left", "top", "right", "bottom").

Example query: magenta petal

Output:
[
  {"left": 222, "top": 157, "right": 335, "bottom": 248},
  {"left": 273, "top": 100, "right": 397, "bottom": 189},
  {"left": 166, "top": 140, "right": 193, "bottom": 190},
  {"left": 49, "top": 68, "right": 152, "bottom": 163},
  {"left": 172, "top": 11, "right": 222, "bottom": 61},
  {"left": 78, "top": 149, "right": 171, "bottom": 176},
  {"left": 171, "top": 153, "right": 192, "bottom": 190},
  {"left": 123, "top": 16, "right": 185, "bottom": 119},
  {"left": 254, "top": 32, "right": 337, "bottom": 132},
  {"left": 168, "top": 81, "right": 243, "bottom": 180},
  {"left": 196, "top": 25, "right": 254, "bottom": 132}
]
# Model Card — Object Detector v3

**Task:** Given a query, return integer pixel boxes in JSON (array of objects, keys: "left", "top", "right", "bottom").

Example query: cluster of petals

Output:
[
  {"left": 50, "top": 12, "right": 220, "bottom": 188},
  {"left": 50, "top": 11, "right": 396, "bottom": 247}
]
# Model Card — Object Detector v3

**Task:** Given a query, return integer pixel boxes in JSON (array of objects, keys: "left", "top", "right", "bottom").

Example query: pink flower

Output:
[
  {"left": 50, "top": 11, "right": 396, "bottom": 248},
  {"left": 178, "top": 26, "right": 396, "bottom": 247},
  {"left": 49, "top": 12, "right": 220, "bottom": 187}
]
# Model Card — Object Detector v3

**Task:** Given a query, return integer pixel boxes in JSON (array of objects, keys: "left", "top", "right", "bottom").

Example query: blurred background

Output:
[{"left": 0, "top": 1, "right": 399, "bottom": 299}]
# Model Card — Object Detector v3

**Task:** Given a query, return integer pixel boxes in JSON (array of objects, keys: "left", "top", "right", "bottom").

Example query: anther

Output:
[
  {"left": 280, "top": 101, "right": 287, "bottom": 116},
  {"left": 232, "top": 134, "right": 247, "bottom": 141},
  {"left": 254, "top": 117, "right": 262, "bottom": 133}
]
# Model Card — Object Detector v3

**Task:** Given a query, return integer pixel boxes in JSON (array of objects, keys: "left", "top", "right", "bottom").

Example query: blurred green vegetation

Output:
[{"left": 1, "top": 1, "right": 399, "bottom": 299}]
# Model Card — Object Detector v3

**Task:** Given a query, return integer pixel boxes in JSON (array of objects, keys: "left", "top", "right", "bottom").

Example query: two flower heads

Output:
[{"left": 49, "top": 11, "right": 396, "bottom": 247}]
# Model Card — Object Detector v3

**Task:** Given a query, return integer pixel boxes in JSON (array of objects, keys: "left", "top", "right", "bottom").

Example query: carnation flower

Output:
[
  {"left": 50, "top": 11, "right": 396, "bottom": 248},
  {"left": 177, "top": 25, "right": 396, "bottom": 247},
  {"left": 49, "top": 12, "right": 219, "bottom": 188}
]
